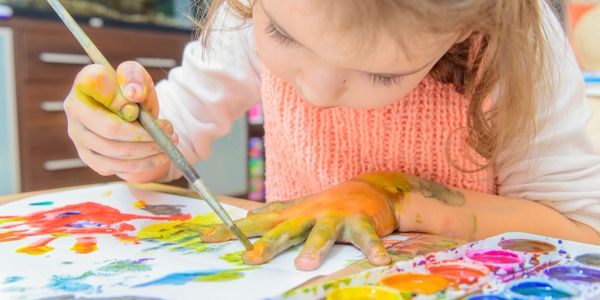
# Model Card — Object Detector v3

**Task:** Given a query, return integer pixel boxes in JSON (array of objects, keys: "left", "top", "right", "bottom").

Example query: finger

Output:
[
  {"left": 80, "top": 126, "right": 163, "bottom": 160},
  {"left": 200, "top": 213, "right": 281, "bottom": 242},
  {"left": 83, "top": 149, "right": 169, "bottom": 174},
  {"left": 73, "top": 91, "right": 174, "bottom": 142},
  {"left": 342, "top": 215, "right": 391, "bottom": 266},
  {"left": 116, "top": 61, "right": 159, "bottom": 119},
  {"left": 243, "top": 217, "right": 315, "bottom": 265},
  {"left": 74, "top": 64, "right": 134, "bottom": 120},
  {"left": 248, "top": 195, "right": 311, "bottom": 215},
  {"left": 75, "top": 146, "right": 114, "bottom": 176},
  {"left": 295, "top": 216, "right": 343, "bottom": 271}
]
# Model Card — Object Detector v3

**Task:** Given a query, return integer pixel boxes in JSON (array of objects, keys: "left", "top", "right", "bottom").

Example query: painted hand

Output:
[
  {"left": 64, "top": 61, "right": 176, "bottom": 181},
  {"left": 200, "top": 172, "right": 411, "bottom": 271}
]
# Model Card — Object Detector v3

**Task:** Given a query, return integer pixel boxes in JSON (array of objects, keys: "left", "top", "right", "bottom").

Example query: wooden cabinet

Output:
[{"left": 0, "top": 17, "right": 192, "bottom": 191}]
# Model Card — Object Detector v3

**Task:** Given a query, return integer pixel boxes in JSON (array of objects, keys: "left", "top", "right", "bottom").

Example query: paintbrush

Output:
[{"left": 46, "top": 0, "right": 253, "bottom": 251}]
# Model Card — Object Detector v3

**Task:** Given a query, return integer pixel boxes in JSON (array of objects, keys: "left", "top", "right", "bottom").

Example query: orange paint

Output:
[
  {"left": 243, "top": 241, "right": 267, "bottom": 264},
  {"left": 16, "top": 237, "right": 58, "bottom": 255},
  {"left": 71, "top": 236, "right": 98, "bottom": 254},
  {"left": 426, "top": 260, "right": 489, "bottom": 284},
  {"left": 380, "top": 273, "right": 449, "bottom": 295}
]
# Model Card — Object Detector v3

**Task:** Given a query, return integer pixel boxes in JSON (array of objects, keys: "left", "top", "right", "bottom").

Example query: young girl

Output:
[{"left": 64, "top": 0, "right": 600, "bottom": 271}]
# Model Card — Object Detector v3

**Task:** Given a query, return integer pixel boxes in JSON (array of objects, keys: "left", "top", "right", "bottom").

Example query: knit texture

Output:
[{"left": 261, "top": 68, "right": 496, "bottom": 202}]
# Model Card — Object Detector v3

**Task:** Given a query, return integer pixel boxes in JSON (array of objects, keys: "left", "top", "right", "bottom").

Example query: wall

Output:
[{"left": 0, "top": 27, "right": 19, "bottom": 195}]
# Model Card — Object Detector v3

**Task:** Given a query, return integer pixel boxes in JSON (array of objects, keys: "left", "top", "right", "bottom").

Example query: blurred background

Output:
[{"left": 0, "top": 0, "right": 597, "bottom": 200}]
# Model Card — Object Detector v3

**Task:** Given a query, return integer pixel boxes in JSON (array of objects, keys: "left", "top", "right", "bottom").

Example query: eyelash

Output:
[
  {"left": 265, "top": 23, "right": 297, "bottom": 46},
  {"left": 266, "top": 23, "right": 403, "bottom": 87},
  {"left": 368, "top": 74, "right": 403, "bottom": 87}
]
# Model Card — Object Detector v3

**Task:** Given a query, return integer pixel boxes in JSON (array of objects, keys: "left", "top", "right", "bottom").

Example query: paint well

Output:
[
  {"left": 380, "top": 273, "right": 449, "bottom": 295},
  {"left": 498, "top": 239, "right": 556, "bottom": 253},
  {"left": 426, "top": 259, "right": 489, "bottom": 284},
  {"left": 466, "top": 295, "right": 509, "bottom": 300},
  {"left": 575, "top": 253, "right": 600, "bottom": 267},
  {"left": 326, "top": 286, "right": 400, "bottom": 300},
  {"left": 466, "top": 249, "right": 524, "bottom": 273},
  {"left": 508, "top": 280, "right": 576, "bottom": 299},
  {"left": 545, "top": 265, "right": 600, "bottom": 283}
]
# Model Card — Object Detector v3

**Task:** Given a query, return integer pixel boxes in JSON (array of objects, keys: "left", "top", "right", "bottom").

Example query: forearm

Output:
[{"left": 396, "top": 176, "right": 600, "bottom": 244}]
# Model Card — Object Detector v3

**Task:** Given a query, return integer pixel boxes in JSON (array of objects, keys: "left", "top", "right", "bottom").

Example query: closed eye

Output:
[{"left": 265, "top": 23, "right": 298, "bottom": 47}]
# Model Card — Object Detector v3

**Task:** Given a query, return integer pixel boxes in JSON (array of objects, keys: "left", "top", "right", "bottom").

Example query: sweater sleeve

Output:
[
  {"left": 155, "top": 3, "right": 261, "bottom": 181},
  {"left": 496, "top": 2, "right": 600, "bottom": 233}
]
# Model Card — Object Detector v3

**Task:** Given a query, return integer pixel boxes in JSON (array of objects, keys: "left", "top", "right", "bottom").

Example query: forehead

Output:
[{"left": 259, "top": 0, "right": 459, "bottom": 74}]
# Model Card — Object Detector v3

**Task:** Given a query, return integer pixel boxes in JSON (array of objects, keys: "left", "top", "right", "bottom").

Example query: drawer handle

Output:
[
  {"left": 40, "top": 101, "right": 64, "bottom": 112},
  {"left": 135, "top": 57, "right": 177, "bottom": 68},
  {"left": 39, "top": 52, "right": 92, "bottom": 65},
  {"left": 43, "top": 158, "right": 87, "bottom": 171}
]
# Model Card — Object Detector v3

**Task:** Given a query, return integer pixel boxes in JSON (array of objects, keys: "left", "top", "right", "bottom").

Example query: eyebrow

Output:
[{"left": 260, "top": 1, "right": 436, "bottom": 77}]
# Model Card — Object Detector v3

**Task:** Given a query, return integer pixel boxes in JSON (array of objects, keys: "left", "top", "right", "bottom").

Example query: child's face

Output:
[{"left": 254, "top": 0, "right": 465, "bottom": 109}]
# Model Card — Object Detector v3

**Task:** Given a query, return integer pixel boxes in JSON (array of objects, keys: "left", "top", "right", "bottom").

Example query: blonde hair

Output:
[{"left": 195, "top": 0, "right": 555, "bottom": 169}]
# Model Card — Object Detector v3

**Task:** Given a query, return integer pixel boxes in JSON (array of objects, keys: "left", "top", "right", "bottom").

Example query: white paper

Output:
[{"left": 0, "top": 183, "right": 364, "bottom": 300}]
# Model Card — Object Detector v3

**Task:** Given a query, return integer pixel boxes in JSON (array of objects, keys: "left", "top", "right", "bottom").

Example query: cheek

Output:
[
  {"left": 344, "top": 71, "right": 429, "bottom": 109},
  {"left": 253, "top": 25, "right": 298, "bottom": 85}
]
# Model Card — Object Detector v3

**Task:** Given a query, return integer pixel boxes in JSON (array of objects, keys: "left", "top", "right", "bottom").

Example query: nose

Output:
[{"left": 296, "top": 60, "right": 346, "bottom": 107}]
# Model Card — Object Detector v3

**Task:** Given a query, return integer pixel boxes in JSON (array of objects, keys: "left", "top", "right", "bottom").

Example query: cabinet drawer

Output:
[{"left": 20, "top": 83, "right": 71, "bottom": 129}]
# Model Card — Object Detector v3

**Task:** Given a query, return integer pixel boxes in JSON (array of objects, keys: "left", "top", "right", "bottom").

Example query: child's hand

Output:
[
  {"left": 201, "top": 172, "right": 409, "bottom": 271},
  {"left": 63, "top": 61, "right": 177, "bottom": 180}
]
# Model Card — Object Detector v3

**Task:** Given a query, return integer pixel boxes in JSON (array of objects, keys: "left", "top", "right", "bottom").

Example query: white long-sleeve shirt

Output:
[{"left": 156, "top": 2, "right": 600, "bottom": 232}]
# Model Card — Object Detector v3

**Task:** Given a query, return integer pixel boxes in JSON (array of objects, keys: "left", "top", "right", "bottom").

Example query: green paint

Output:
[
  {"left": 220, "top": 251, "right": 247, "bottom": 266},
  {"left": 62, "top": 261, "right": 73, "bottom": 265},
  {"left": 322, "top": 277, "right": 352, "bottom": 291},
  {"left": 415, "top": 179, "right": 465, "bottom": 206},
  {"left": 29, "top": 201, "right": 54, "bottom": 206},
  {"left": 0, "top": 217, "right": 23, "bottom": 225},
  {"left": 194, "top": 267, "right": 256, "bottom": 282},
  {"left": 98, "top": 259, "right": 152, "bottom": 273},
  {"left": 138, "top": 213, "right": 224, "bottom": 253}
]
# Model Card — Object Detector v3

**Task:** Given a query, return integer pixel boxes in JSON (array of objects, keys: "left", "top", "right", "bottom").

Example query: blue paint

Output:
[
  {"left": 65, "top": 221, "right": 105, "bottom": 228},
  {"left": 509, "top": 280, "right": 573, "bottom": 299},
  {"left": 47, "top": 274, "right": 94, "bottom": 293},
  {"left": 3, "top": 276, "right": 23, "bottom": 284},
  {"left": 134, "top": 270, "right": 226, "bottom": 287},
  {"left": 29, "top": 201, "right": 54, "bottom": 206},
  {"left": 545, "top": 266, "right": 600, "bottom": 283},
  {"left": 467, "top": 295, "right": 509, "bottom": 300},
  {"left": 56, "top": 211, "right": 81, "bottom": 218}
]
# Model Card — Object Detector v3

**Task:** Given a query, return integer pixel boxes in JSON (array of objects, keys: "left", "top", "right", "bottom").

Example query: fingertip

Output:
[
  {"left": 123, "top": 83, "right": 144, "bottom": 102},
  {"left": 242, "top": 242, "right": 268, "bottom": 265},
  {"left": 120, "top": 103, "right": 139, "bottom": 121},
  {"left": 368, "top": 249, "right": 391, "bottom": 266},
  {"left": 295, "top": 253, "right": 321, "bottom": 271}
]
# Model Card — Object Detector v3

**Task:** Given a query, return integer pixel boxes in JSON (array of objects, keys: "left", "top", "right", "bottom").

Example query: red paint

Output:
[
  {"left": 0, "top": 202, "right": 190, "bottom": 251},
  {"left": 426, "top": 260, "right": 489, "bottom": 284},
  {"left": 466, "top": 249, "right": 524, "bottom": 274}
]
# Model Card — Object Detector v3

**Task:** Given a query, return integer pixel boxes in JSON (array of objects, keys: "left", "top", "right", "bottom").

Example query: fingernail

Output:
[
  {"left": 124, "top": 83, "right": 142, "bottom": 100},
  {"left": 120, "top": 103, "right": 139, "bottom": 121}
]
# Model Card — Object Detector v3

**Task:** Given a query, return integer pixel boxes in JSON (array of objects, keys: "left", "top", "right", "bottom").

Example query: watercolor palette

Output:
[{"left": 279, "top": 232, "right": 600, "bottom": 299}]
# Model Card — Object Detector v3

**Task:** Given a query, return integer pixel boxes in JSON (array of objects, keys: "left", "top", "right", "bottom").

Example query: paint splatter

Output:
[
  {"left": 220, "top": 251, "right": 247, "bottom": 266},
  {"left": 383, "top": 233, "right": 462, "bottom": 260},
  {"left": 134, "top": 268, "right": 253, "bottom": 287},
  {"left": 62, "top": 261, "right": 74, "bottom": 265},
  {"left": 140, "top": 204, "right": 185, "bottom": 216},
  {"left": 16, "top": 236, "right": 57, "bottom": 255},
  {"left": 101, "top": 190, "right": 112, "bottom": 197},
  {"left": 98, "top": 258, "right": 153, "bottom": 273},
  {"left": 0, "top": 202, "right": 190, "bottom": 254},
  {"left": 138, "top": 212, "right": 227, "bottom": 254},
  {"left": 46, "top": 272, "right": 96, "bottom": 293},
  {"left": 71, "top": 236, "right": 98, "bottom": 254},
  {"left": 3, "top": 276, "right": 24, "bottom": 284},
  {"left": 133, "top": 200, "right": 147, "bottom": 209},
  {"left": 29, "top": 201, "right": 54, "bottom": 206}
]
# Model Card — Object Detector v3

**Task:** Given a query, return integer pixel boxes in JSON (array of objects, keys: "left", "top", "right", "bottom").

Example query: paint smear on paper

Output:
[
  {"left": 101, "top": 190, "right": 112, "bottom": 197},
  {"left": 16, "top": 236, "right": 58, "bottom": 255},
  {"left": 220, "top": 251, "right": 247, "bottom": 266},
  {"left": 138, "top": 212, "right": 227, "bottom": 253},
  {"left": 98, "top": 258, "right": 153, "bottom": 273},
  {"left": 3, "top": 276, "right": 24, "bottom": 284},
  {"left": 71, "top": 236, "right": 98, "bottom": 254},
  {"left": 46, "top": 272, "right": 96, "bottom": 293},
  {"left": 29, "top": 201, "right": 54, "bottom": 206},
  {"left": 133, "top": 200, "right": 147, "bottom": 209},
  {"left": 133, "top": 199, "right": 185, "bottom": 216},
  {"left": 0, "top": 202, "right": 190, "bottom": 254},
  {"left": 383, "top": 233, "right": 462, "bottom": 260},
  {"left": 134, "top": 268, "right": 254, "bottom": 287}
]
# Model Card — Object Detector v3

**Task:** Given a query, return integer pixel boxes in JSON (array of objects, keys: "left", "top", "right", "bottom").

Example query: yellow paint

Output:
[
  {"left": 326, "top": 286, "right": 400, "bottom": 300},
  {"left": 16, "top": 245, "right": 54, "bottom": 255},
  {"left": 71, "top": 242, "right": 98, "bottom": 254},
  {"left": 133, "top": 200, "right": 147, "bottom": 209},
  {"left": 380, "top": 273, "right": 449, "bottom": 295},
  {"left": 51, "top": 233, "right": 70, "bottom": 237},
  {"left": 0, "top": 217, "right": 25, "bottom": 225},
  {"left": 101, "top": 190, "right": 112, "bottom": 197}
]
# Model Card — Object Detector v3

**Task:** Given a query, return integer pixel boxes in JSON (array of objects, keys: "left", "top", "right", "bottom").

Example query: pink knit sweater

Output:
[{"left": 261, "top": 68, "right": 497, "bottom": 202}]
